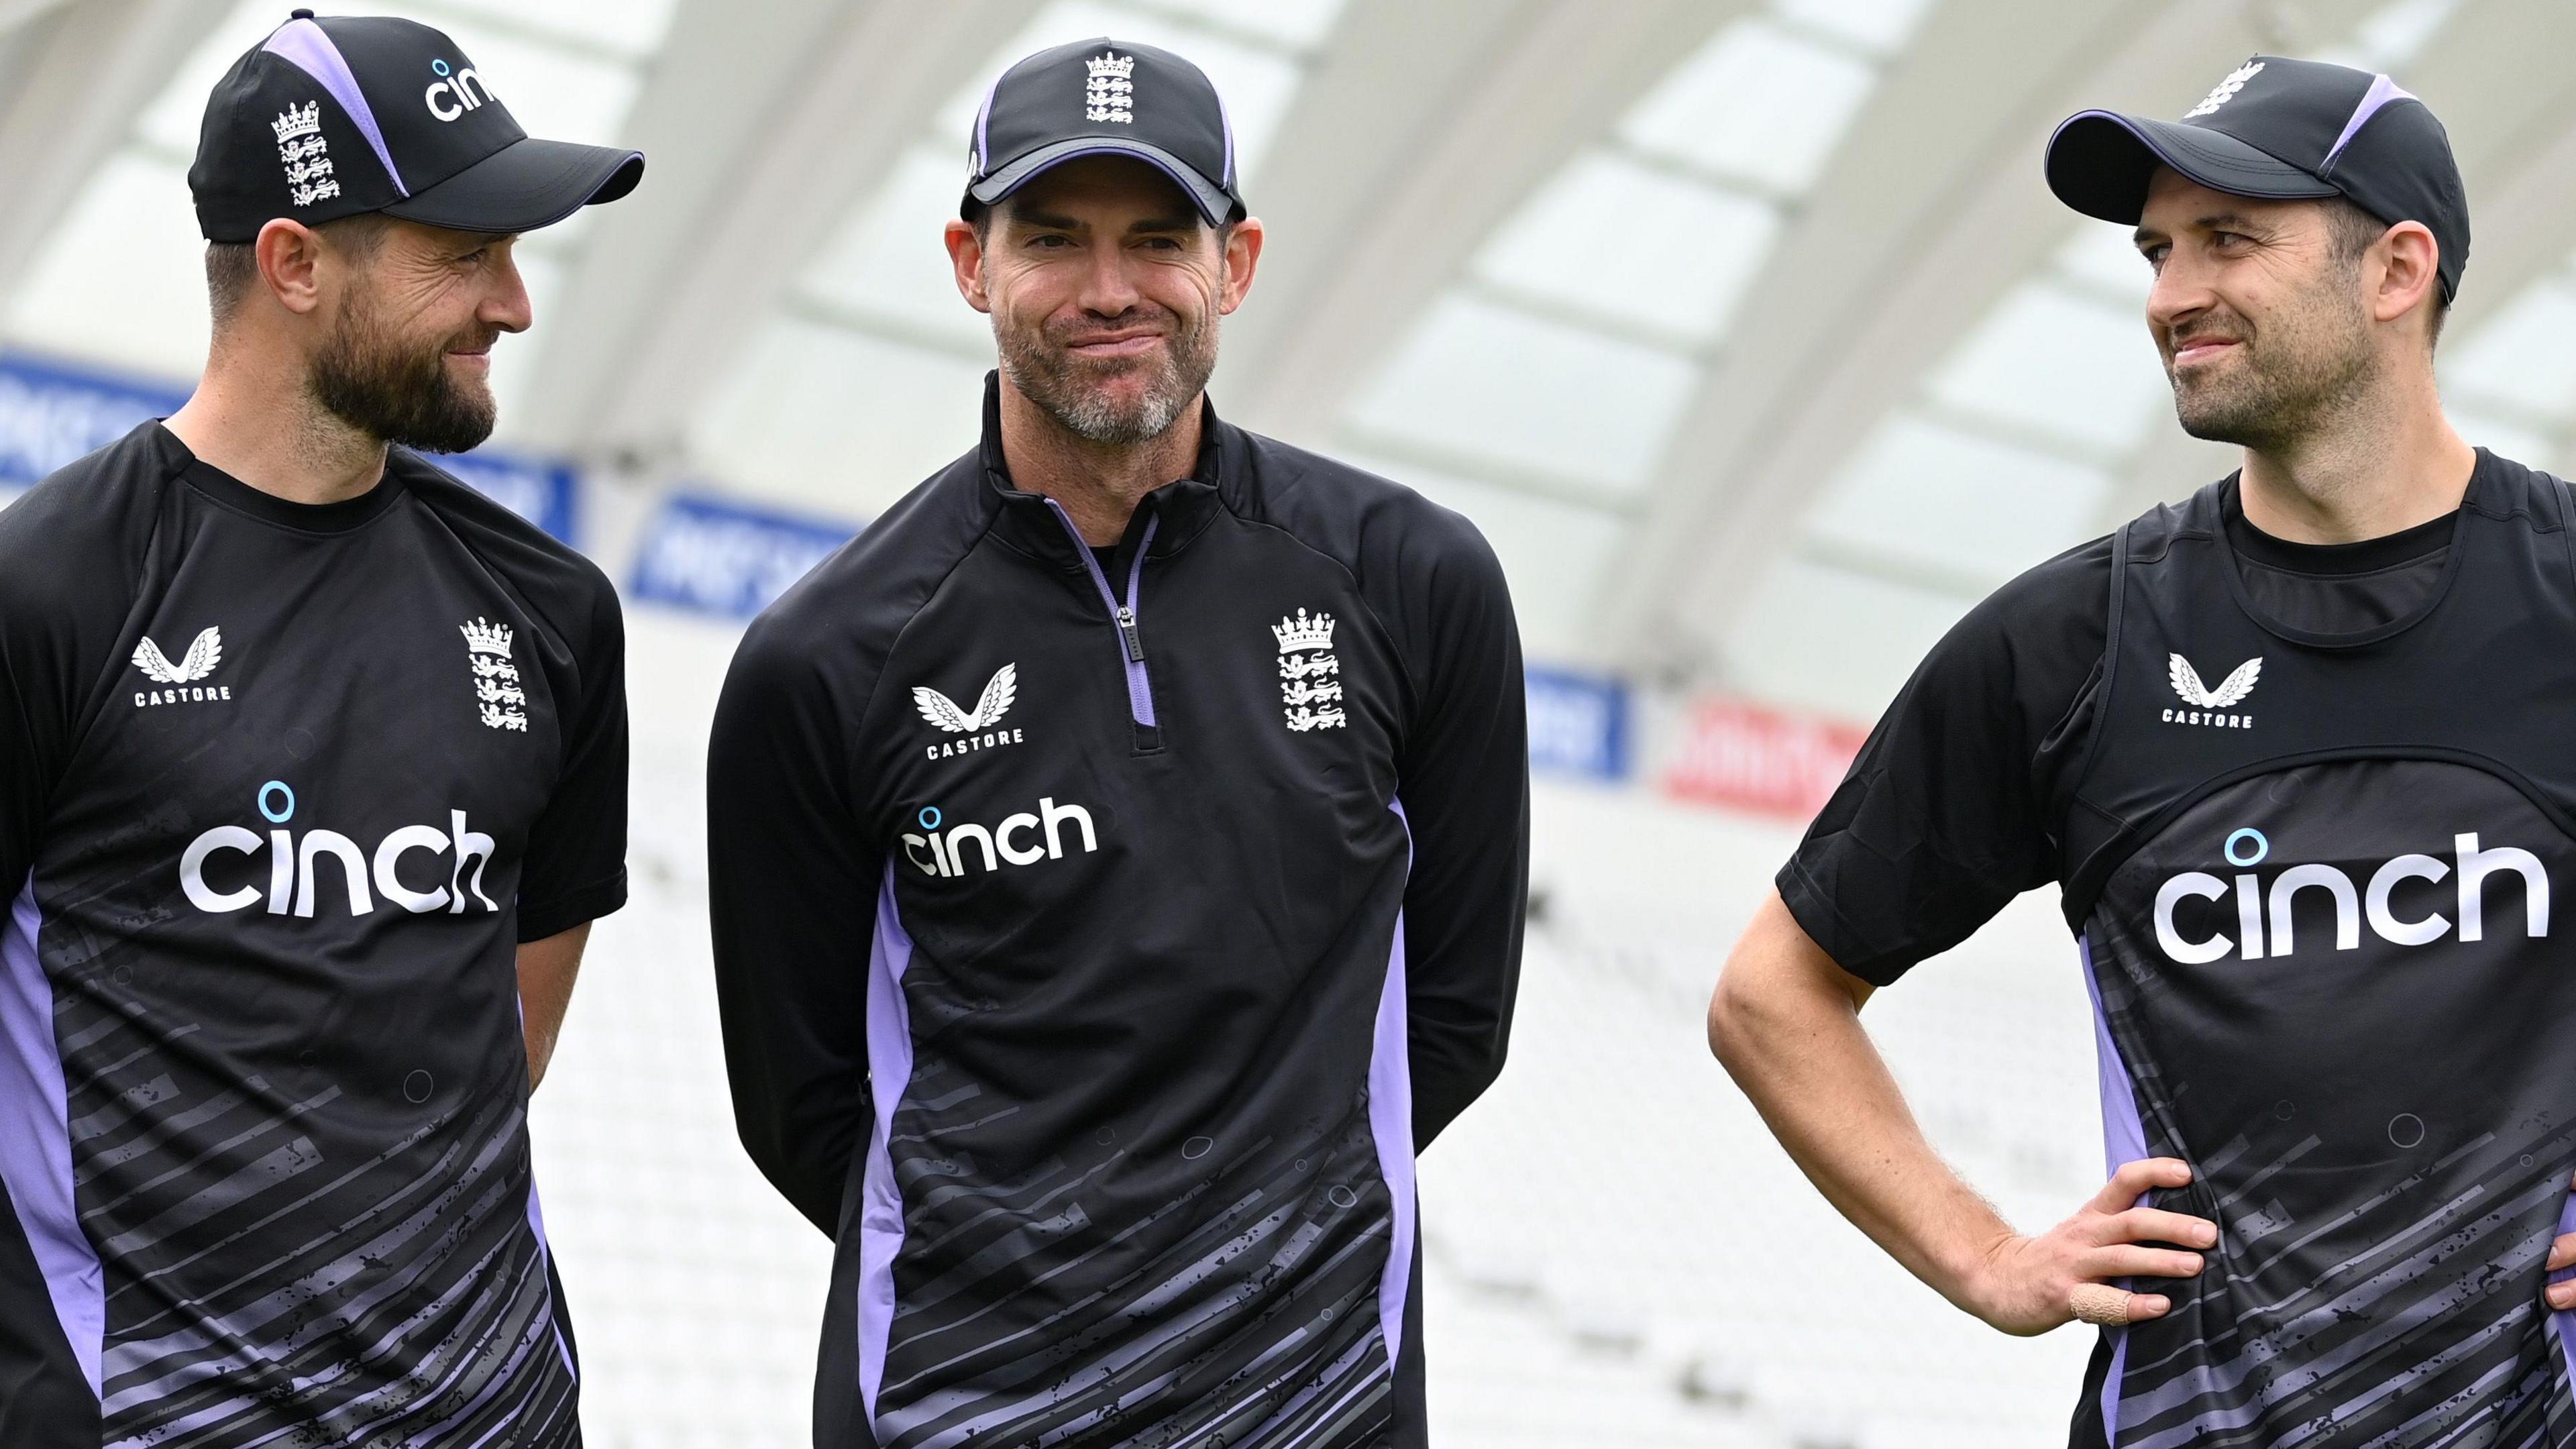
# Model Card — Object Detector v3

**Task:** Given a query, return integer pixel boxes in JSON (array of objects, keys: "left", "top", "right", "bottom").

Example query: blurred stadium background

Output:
[{"left": 2, "top": 0, "right": 2571, "bottom": 1442}]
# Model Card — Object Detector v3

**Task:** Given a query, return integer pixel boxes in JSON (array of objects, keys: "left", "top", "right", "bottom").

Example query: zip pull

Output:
[{"left": 1115, "top": 604, "right": 1145, "bottom": 662}]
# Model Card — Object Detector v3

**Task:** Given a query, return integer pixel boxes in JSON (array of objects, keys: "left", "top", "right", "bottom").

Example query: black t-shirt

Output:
[
  {"left": 1780, "top": 472, "right": 2459, "bottom": 986},
  {"left": 0, "top": 423, "right": 625, "bottom": 1446}
]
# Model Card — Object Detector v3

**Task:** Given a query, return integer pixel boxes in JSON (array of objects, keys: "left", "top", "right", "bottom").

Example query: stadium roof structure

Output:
[{"left": 0, "top": 0, "right": 2567, "bottom": 718}]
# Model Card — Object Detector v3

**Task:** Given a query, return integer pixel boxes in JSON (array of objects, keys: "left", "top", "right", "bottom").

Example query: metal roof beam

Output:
[
  {"left": 1220, "top": 0, "right": 1749, "bottom": 442},
  {"left": 0, "top": 0, "right": 226, "bottom": 301},
  {"left": 1596, "top": 0, "right": 2267, "bottom": 677},
  {"left": 513, "top": 0, "right": 1042, "bottom": 459}
]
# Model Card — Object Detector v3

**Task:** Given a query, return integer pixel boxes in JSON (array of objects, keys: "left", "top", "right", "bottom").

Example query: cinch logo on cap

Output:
[{"left": 424, "top": 57, "right": 494, "bottom": 122}]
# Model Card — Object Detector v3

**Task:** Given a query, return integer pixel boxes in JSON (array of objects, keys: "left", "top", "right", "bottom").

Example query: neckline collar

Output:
[
  {"left": 2206, "top": 451, "right": 2492, "bottom": 649},
  {"left": 975, "top": 371, "right": 1229, "bottom": 553},
  {"left": 156, "top": 422, "right": 406, "bottom": 535}
]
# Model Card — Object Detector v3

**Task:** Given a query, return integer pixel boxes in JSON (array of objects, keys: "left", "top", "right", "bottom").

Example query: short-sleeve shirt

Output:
[
  {"left": 0, "top": 423, "right": 625, "bottom": 1447},
  {"left": 1781, "top": 479, "right": 2456, "bottom": 983}
]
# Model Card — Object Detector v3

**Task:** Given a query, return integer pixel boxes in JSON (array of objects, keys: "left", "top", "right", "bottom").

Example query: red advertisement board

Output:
[{"left": 1662, "top": 698, "right": 1869, "bottom": 822}]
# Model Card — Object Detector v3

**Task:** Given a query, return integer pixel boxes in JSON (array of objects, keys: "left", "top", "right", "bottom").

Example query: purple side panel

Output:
[
  {"left": 2078, "top": 934, "right": 2148, "bottom": 1444},
  {"left": 857, "top": 867, "right": 918, "bottom": 1425},
  {"left": 2078, "top": 936, "right": 2151, "bottom": 1175},
  {"left": 0, "top": 877, "right": 101, "bottom": 1396},
  {"left": 2324, "top": 74, "right": 2416, "bottom": 169},
  {"left": 524, "top": 1182, "right": 576, "bottom": 1380},
  {"left": 2551, "top": 1191, "right": 2576, "bottom": 1395},
  {"left": 262, "top": 17, "right": 410, "bottom": 196},
  {"left": 2104, "top": 1334, "right": 2133, "bottom": 1447},
  {"left": 1369, "top": 802, "right": 1418, "bottom": 1370}
]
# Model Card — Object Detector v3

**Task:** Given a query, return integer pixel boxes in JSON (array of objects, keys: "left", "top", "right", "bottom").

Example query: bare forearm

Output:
[
  {"left": 1707, "top": 894, "right": 2010, "bottom": 1311},
  {"left": 1710, "top": 893, "right": 2212, "bottom": 1335},
  {"left": 517, "top": 922, "right": 590, "bottom": 1091}
]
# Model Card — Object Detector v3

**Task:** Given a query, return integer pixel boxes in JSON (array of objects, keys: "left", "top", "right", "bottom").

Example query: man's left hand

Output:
[{"left": 2544, "top": 1171, "right": 2576, "bottom": 1311}]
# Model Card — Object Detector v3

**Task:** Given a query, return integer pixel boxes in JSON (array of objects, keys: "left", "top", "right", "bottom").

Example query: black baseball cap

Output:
[
  {"left": 965, "top": 38, "right": 1244, "bottom": 227},
  {"left": 2046, "top": 55, "right": 2469, "bottom": 300},
  {"left": 190, "top": 10, "right": 644, "bottom": 242}
]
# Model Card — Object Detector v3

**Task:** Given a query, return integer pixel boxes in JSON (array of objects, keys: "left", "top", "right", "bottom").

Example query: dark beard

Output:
[
  {"left": 307, "top": 294, "right": 498, "bottom": 455},
  {"left": 2168, "top": 282, "right": 2375, "bottom": 453},
  {"left": 995, "top": 303, "right": 1218, "bottom": 445}
]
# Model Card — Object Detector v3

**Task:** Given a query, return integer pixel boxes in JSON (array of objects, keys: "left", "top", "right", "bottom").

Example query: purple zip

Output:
[{"left": 1044, "top": 500, "right": 1159, "bottom": 728}]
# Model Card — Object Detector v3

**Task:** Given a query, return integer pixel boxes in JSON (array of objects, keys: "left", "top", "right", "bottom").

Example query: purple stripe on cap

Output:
[
  {"left": 1216, "top": 87, "right": 1236, "bottom": 189},
  {"left": 0, "top": 877, "right": 101, "bottom": 1397},
  {"left": 973, "top": 68, "right": 1005, "bottom": 177},
  {"left": 262, "top": 17, "right": 409, "bottom": 197},
  {"left": 856, "top": 867, "right": 917, "bottom": 1425},
  {"left": 2323, "top": 73, "right": 2415, "bottom": 172},
  {"left": 1368, "top": 802, "right": 1418, "bottom": 1372}
]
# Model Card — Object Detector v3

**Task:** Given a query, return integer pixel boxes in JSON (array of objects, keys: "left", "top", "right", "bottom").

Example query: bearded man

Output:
[
  {"left": 1709, "top": 54, "right": 2576, "bottom": 1448},
  {"left": 0, "top": 12, "right": 639, "bottom": 1446},
  {"left": 707, "top": 37, "right": 1528, "bottom": 1449}
]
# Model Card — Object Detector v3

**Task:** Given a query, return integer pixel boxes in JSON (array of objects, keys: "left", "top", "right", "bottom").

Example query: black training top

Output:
[
  {"left": 0, "top": 423, "right": 627, "bottom": 1448},
  {"left": 1784, "top": 480, "right": 2454, "bottom": 985},
  {"left": 706, "top": 376, "right": 1529, "bottom": 1449},
  {"left": 1790, "top": 450, "right": 2576, "bottom": 1445}
]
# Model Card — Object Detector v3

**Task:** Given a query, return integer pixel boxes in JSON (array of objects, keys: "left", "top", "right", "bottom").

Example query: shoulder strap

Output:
[{"left": 2064, "top": 517, "right": 2132, "bottom": 805}]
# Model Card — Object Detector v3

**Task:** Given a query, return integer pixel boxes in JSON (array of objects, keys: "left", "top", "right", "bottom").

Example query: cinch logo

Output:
[
  {"left": 2153, "top": 826, "right": 2549, "bottom": 963},
  {"left": 179, "top": 781, "right": 497, "bottom": 918},
  {"left": 425, "top": 58, "right": 493, "bottom": 121},
  {"left": 902, "top": 798, "right": 1096, "bottom": 878}
]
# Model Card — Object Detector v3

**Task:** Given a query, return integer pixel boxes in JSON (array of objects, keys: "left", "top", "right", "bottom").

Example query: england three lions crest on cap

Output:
[
  {"left": 1274, "top": 609, "right": 1345, "bottom": 733},
  {"left": 460, "top": 617, "right": 527, "bottom": 732},
  {"left": 2185, "top": 60, "right": 2264, "bottom": 119},
  {"left": 1086, "top": 51, "right": 1135, "bottom": 124},
  {"left": 270, "top": 99, "right": 338, "bottom": 209}
]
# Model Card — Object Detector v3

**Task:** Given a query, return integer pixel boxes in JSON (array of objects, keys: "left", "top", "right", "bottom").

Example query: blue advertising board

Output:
[
  {"left": 0, "top": 352, "right": 184, "bottom": 496},
  {"left": 629, "top": 491, "right": 861, "bottom": 621},
  {"left": 439, "top": 449, "right": 577, "bottom": 543},
  {"left": 0, "top": 352, "right": 577, "bottom": 543},
  {"left": 1526, "top": 665, "right": 1630, "bottom": 782}
]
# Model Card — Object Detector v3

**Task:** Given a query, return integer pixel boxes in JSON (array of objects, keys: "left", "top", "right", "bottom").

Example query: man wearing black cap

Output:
[
  {"left": 0, "top": 12, "right": 639, "bottom": 1446},
  {"left": 1709, "top": 54, "right": 2576, "bottom": 1446},
  {"left": 708, "top": 37, "right": 1527, "bottom": 1449}
]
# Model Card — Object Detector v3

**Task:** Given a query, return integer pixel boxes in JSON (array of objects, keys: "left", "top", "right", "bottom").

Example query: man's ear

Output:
[
  {"left": 2372, "top": 219, "right": 2441, "bottom": 331},
  {"left": 254, "top": 217, "right": 329, "bottom": 317},
  {"left": 945, "top": 219, "right": 991, "bottom": 315},
  {"left": 1218, "top": 216, "right": 1263, "bottom": 315}
]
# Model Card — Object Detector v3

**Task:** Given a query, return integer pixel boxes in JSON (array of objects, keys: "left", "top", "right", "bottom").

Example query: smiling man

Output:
[
  {"left": 0, "top": 12, "right": 639, "bottom": 1447},
  {"left": 708, "top": 38, "right": 1527, "bottom": 1449},
  {"left": 1707, "top": 55, "right": 2576, "bottom": 1447}
]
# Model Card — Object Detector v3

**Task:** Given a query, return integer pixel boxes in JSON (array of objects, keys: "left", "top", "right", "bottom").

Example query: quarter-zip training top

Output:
[{"left": 707, "top": 378, "right": 1528, "bottom": 1449}]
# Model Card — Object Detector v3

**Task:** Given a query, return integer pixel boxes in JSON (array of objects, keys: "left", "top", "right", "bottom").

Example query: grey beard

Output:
[{"left": 996, "top": 310, "right": 1218, "bottom": 445}]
